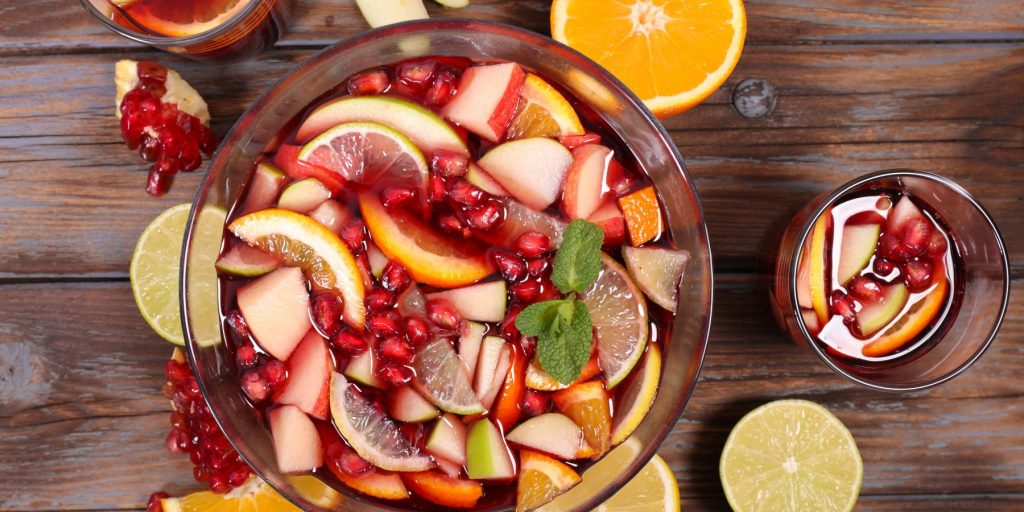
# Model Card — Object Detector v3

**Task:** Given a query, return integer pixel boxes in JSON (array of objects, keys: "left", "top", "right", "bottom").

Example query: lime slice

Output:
[
  {"left": 411, "top": 338, "right": 485, "bottom": 415},
  {"left": 720, "top": 399, "right": 863, "bottom": 512},
  {"left": 299, "top": 121, "right": 430, "bottom": 194},
  {"left": 131, "top": 204, "right": 224, "bottom": 346},
  {"left": 583, "top": 254, "right": 649, "bottom": 388},
  {"left": 329, "top": 372, "right": 434, "bottom": 472},
  {"left": 622, "top": 246, "right": 690, "bottom": 311},
  {"left": 610, "top": 343, "right": 662, "bottom": 445},
  {"left": 593, "top": 455, "right": 680, "bottom": 512}
]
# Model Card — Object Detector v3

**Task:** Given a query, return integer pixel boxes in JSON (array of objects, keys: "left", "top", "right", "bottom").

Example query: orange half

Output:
[{"left": 127, "top": 0, "right": 254, "bottom": 37}]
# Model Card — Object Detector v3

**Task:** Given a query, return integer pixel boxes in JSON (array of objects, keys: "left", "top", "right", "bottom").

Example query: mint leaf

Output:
[
  {"left": 551, "top": 219, "right": 604, "bottom": 294},
  {"left": 534, "top": 298, "right": 593, "bottom": 384},
  {"left": 515, "top": 300, "right": 566, "bottom": 337}
]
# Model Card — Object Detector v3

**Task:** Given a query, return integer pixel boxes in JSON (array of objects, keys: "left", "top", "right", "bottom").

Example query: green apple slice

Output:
[
  {"left": 856, "top": 283, "right": 909, "bottom": 337},
  {"left": 465, "top": 419, "right": 516, "bottom": 480},
  {"left": 837, "top": 223, "right": 881, "bottom": 285}
]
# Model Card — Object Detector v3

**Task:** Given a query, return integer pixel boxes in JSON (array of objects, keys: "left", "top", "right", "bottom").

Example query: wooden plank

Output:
[
  {"left": 1, "top": 43, "right": 1021, "bottom": 277},
  {"left": 1, "top": 277, "right": 1021, "bottom": 509},
  {"left": 2, "top": 0, "right": 1023, "bottom": 56}
]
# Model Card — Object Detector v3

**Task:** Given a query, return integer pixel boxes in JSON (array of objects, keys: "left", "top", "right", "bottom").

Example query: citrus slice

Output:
[
  {"left": 862, "top": 262, "right": 949, "bottom": 358},
  {"left": 622, "top": 246, "right": 690, "bottom": 311},
  {"left": 610, "top": 344, "right": 661, "bottom": 445},
  {"left": 298, "top": 122, "right": 429, "bottom": 195},
  {"left": 228, "top": 208, "right": 365, "bottom": 329},
  {"left": 160, "top": 474, "right": 340, "bottom": 512},
  {"left": 592, "top": 455, "right": 680, "bottom": 512},
  {"left": 329, "top": 372, "right": 435, "bottom": 472},
  {"left": 131, "top": 204, "right": 224, "bottom": 346},
  {"left": 553, "top": 381, "right": 612, "bottom": 457},
  {"left": 583, "top": 254, "right": 649, "bottom": 388},
  {"left": 411, "top": 338, "right": 486, "bottom": 415},
  {"left": 358, "top": 192, "right": 491, "bottom": 288},
  {"left": 807, "top": 212, "right": 831, "bottom": 325},
  {"left": 551, "top": 0, "right": 746, "bottom": 117},
  {"left": 507, "top": 74, "right": 585, "bottom": 140},
  {"left": 720, "top": 400, "right": 863, "bottom": 512},
  {"left": 525, "top": 356, "right": 601, "bottom": 391},
  {"left": 517, "top": 450, "right": 583, "bottom": 511},
  {"left": 126, "top": 0, "right": 254, "bottom": 38},
  {"left": 333, "top": 470, "right": 409, "bottom": 501}
]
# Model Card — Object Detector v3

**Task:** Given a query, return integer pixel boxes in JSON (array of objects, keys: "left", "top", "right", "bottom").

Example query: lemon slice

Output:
[
  {"left": 131, "top": 204, "right": 224, "bottom": 346},
  {"left": 507, "top": 74, "right": 585, "bottom": 139},
  {"left": 610, "top": 344, "right": 661, "bottom": 445},
  {"left": 593, "top": 455, "right": 680, "bottom": 512},
  {"left": 583, "top": 254, "right": 649, "bottom": 388},
  {"left": 160, "top": 474, "right": 339, "bottom": 512},
  {"left": 720, "top": 400, "right": 863, "bottom": 512}
]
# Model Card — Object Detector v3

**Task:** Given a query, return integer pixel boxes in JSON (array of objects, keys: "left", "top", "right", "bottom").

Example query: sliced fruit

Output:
[
  {"left": 551, "top": 0, "right": 746, "bottom": 117},
  {"left": 477, "top": 138, "right": 574, "bottom": 211},
  {"left": 553, "top": 381, "right": 611, "bottom": 457},
  {"left": 277, "top": 178, "right": 332, "bottom": 213},
  {"left": 807, "top": 211, "right": 831, "bottom": 325},
  {"left": 159, "top": 474, "right": 307, "bottom": 512},
  {"left": 425, "top": 281, "right": 507, "bottom": 323},
  {"left": 587, "top": 200, "right": 626, "bottom": 246},
  {"left": 296, "top": 96, "right": 468, "bottom": 156},
  {"left": 229, "top": 208, "right": 365, "bottom": 329},
  {"left": 474, "top": 336, "right": 508, "bottom": 399},
  {"left": 274, "top": 330, "right": 332, "bottom": 419},
  {"left": 885, "top": 195, "right": 926, "bottom": 235},
  {"left": 610, "top": 344, "right": 661, "bottom": 445},
  {"left": 801, "top": 308, "right": 822, "bottom": 335},
  {"left": 856, "top": 282, "right": 910, "bottom": 337},
  {"left": 366, "top": 242, "right": 389, "bottom": 279},
  {"left": 441, "top": 62, "right": 526, "bottom": 142},
  {"left": 622, "top": 246, "right": 690, "bottom": 311},
  {"left": 215, "top": 242, "right": 282, "bottom": 277},
  {"left": 492, "top": 345, "right": 528, "bottom": 431},
  {"left": 618, "top": 186, "right": 663, "bottom": 247},
  {"left": 466, "top": 163, "right": 509, "bottom": 196},
  {"left": 386, "top": 385, "right": 440, "bottom": 423},
  {"left": 425, "top": 413, "right": 468, "bottom": 465},
  {"left": 353, "top": 0, "right": 428, "bottom": 28},
  {"left": 237, "top": 267, "right": 312, "bottom": 361},
  {"left": 273, "top": 144, "right": 347, "bottom": 194},
  {"left": 516, "top": 450, "right": 582, "bottom": 512},
  {"left": 562, "top": 144, "right": 613, "bottom": 220},
  {"left": 863, "top": 265, "right": 948, "bottom": 358},
  {"left": 507, "top": 413, "right": 583, "bottom": 460},
  {"left": 465, "top": 419, "right": 516, "bottom": 480},
  {"left": 837, "top": 223, "right": 881, "bottom": 285},
  {"left": 120, "top": 0, "right": 251, "bottom": 37},
  {"left": 435, "top": 456, "right": 463, "bottom": 478},
  {"left": 331, "top": 469, "right": 409, "bottom": 501},
  {"left": 480, "top": 345, "right": 512, "bottom": 410},
  {"left": 584, "top": 254, "right": 649, "bottom": 388},
  {"left": 359, "top": 192, "right": 491, "bottom": 287},
  {"left": 478, "top": 199, "right": 567, "bottom": 248},
  {"left": 343, "top": 338, "right": 383, "bottom": 388},
  {"left": 308, "top": 199, "right": 354, "bottom": 234},
  {"left": 525, "top": 355, "right": 601, "bottom": 391},
  {"left": 329, "top": 372, "right": 434, "bottom": 472},
  {"left": 507, "top": 73, "right": 585, "bottom": 140},
  {"left": 269, "top": 405, "right": 323, "bottom": 474},
  {"left": 403, "top": 470, "right": 484, "bottom": 509},
  {"left": 720, "top": 400, "right": 862, "bottom": 512},
  {"left": 288, "top": 475, "right": 344, "bottom": 509},
  {"left": 458, "top": 321, "right": 487, "bottom": 381},
  {"left": 412, "top": 338, "right": 486, "bottom": 414},
  {"left": 591, "top": 455, "right": 680, "bottom": 512},
  {"left": 240, "top": 162, "right": 289, "bottom": 215},
  {"left": 796, "top": 238, "right": 813, "bottom": 309},
  {"left": 298, "top": 122, "right": 429, "bottom": 195}
]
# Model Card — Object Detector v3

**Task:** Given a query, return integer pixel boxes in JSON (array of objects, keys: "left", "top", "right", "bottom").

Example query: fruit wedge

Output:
[
  {"left": 837, "top": 223, "right": 881, "bottom": 285},
  {"left": 425, "top": 413, "right": 468, "bottom": 465},
  {"left": 591, "top": 455, "right": 679, "bottom": 512},
  {"left": 240, "top": 162, "right": 288, "bottom": 215},
  {"left": 507, "top": 73, "right": 585, "bottom": 139},
  {"left": 561, "top": 144, "right": 613, "bottom": 220},
  {"left": 507, "top": 413, "right": 583, "bottom": 460},
  {"left": 863, "top": 265, "right": 948, "bottom": 357},
  {"left": 359, "top": 192, "right": 491, "bottom": 288},
  {"left": 587, "top": 200, "right": 627, "bottom": 246},
  {"left": 474, "top": 335, "right": 508, "bottom": 400},
  {"left": 611, "top": 344, "right": 661, "bottom": 445},
  {"left": 215, "top": 242, "right": 282, "bottom": 277},
  {"left": 466, "top": 163, "right": 509, "bottom": 196},
  {"left": 525, "top": 355, "right": 601, "bottom": 391},
  {"left": 885, "top": 195, "right": 926, "bottom": 235},
  {"left": 856, "top": 282, "right": 909, "bottom": 337},
  {"left": 478, "top": 199, "right": 567, "bottom": 248},
  {"left": 516, "top": 450, "right": 582, "bottom": 512},
  {"left": 296, "top": 96, "right": 468, "bottom": 157},
  {"left": 458, "top": 321, "right": 486, "bottom": 381},
  {"left": 411, "top": 338, "right": 486, "bottom": 415},
  {"left": 159, "top": 474, "right": 313, "bottom": 512},
  {"left": 442, "top": 62, "right": 526, "bottom": 142},
  {"left": 343, "top": 338, "right": 384, "bottom": 388},
  {"left": 807, "top": 211, "right": 831, "bottom": 325},
  {"left": 353, "top": 0, "right": 428, "bottom": 28},
  {"left": 274, "top": 330, "right": 332, "bottom": 419},
  {"left": 386, "top": 385, "right": 440, "bottom": 423},
  {"left": 308, "top": 199, "right": 354, "bottom": 234},
  {"left": 298, "top": 122, "right": 429, "bottom": 195},
  {"left": 329, "top": 372, "right": 434, "bottom": 472},
  {"left": 618, "top": 186, "right": 663, "bottom": 247},
  {"left": 269, "top": 405, "right": 323, "bottom": 474},
  {"left": 622, "top": 246, "right": 690, "bottom": 311},
  {"left": 229, "top": 208, "right": 366, "bottom": 330},
  {"left": 492, "top": 345, "right": 528, "bottom": 431},
  {"left": 465, "top": 419, "right": 516, "bottom": 480},
  {"left": 477, "top": 137, "right": 574, "bottom": 211},
  {"left": 273, "top": 144, "right": 347, "bottom": 194},
  {"left": 278, "top": 177, "right": 332, "bottom": 213},
  {"left": 237, "top": 267, "right": 312, "bottom": 361},
  {"left": 584, "top": 254, "right": 649, "bottom": 388},
  {"left": 403, "top": 470, "right": 484, "bottom": 509},
  {"left": 425, "top": 281, "right": 507, "bottom": 323},
  {"left": 553, "top": 381, "right": 611, "bottom": 457},
  {"left": 333, "top": 470, "right": 409, "bottom": 501}
]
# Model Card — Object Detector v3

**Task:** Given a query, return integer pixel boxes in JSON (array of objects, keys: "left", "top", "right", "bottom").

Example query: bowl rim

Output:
[{"left": 181, "top": 17, "right": 714, "bottom": 511}]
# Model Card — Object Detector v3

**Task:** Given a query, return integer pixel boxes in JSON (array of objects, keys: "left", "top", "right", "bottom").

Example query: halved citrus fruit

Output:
[
  {"left": 358, "top": 192, "right": 491, "bottom": 288},
  {"left": 517, "top": 450, "right": 582, "bottom": 511},
  {"left": 228, "top": 208, "right": 365, "bottom": 329},
  {"left": 551, "top": 0, "right": 746, "bottom": 117},
  {"left": 610, "top": 343, "right": 661, "bottom": 445},
  {"left": 159, "top": 474, "right": 340, "bottom": 512},
  {"left": 862, "top": 262, "right": 949, "bottom": 358},
  {"left": 507, "top": 74, "right": 585, "bottom": 140},
  {"left": 411, "top": 338, "right": 486, "bottom": 415},
  {"left": 126, "top": 0, "right": 254, "bottom": 38},
  {"left": 583, "top": 254, "right": 649, "bottom": 388},
  {"left": 329, "top": 372, "right": 435, "bottom": 472}
]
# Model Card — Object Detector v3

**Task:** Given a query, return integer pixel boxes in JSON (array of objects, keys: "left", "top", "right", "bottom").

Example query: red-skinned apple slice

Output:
[
  {"left": 425, "top": 413, "right": 468, "bottom": 465},
  {"left": 506, "top": 413, "right": 583, "bottom": 460},
  {"left": 237, "top": 267, "right": 311, "bottom": 361},
  {"left": 856, "top": 282, "right": 910, "bottom": 337},
  {"left": 386, "top": 385, "right": 440, "bottom": 423},
  {"left": 479, "top": 345, "right": 511, "bottom": 410},
  {"left": 273, "top": 144, "right": 346, "bottom": 194},
  {"left": 562, "top": 144, "right": 613, "bottom": 220},
  {"left": 240, "top": 162, "right": 288, "bottom": 215},
  {"left": 277, "top": 177, "right": 332, "bottom": 213},
  {"left": 885, "top": 195, "right": 926, "bottom": 235},
  {"left": 434, "top": 457, "right": 463, "bottom": 479},
  {"left": 458, "top": 321, "right": 486, "bottom": 381},
  {"left": 274, "top": 330, "right": 333, "bottom": 419},
  {"left": 474, "top": 336, "right": 507, "bottom": 401},
  {"left": 343, "top": 338, "right": 383, "bottom": 388},
  {"left": 588, "top": 200, "right": 626, "bottom": 246},
  {"left": 477, "top": 137, "right": 574, "bottom": 211},
  {"left": 465, "top": 419, "right": 516, "bottom": 480},
  {"left": 269, "top": 405, "right": 323, "bottom": 474},
  {"left": 441, "top": 62, "right": 526, "bottom": 142},
  {"left": 425, "top": 281, "right": 507, "bottom": 323}
]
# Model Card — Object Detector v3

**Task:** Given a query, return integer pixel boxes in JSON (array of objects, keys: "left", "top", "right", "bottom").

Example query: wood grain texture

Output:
[{"left": 0, "top": 278, "right": 1020, "bottom": 510}]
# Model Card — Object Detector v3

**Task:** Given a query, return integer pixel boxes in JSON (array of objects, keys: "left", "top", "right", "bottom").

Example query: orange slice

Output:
[
  {"left": 618, "top": 186, "right": 663, "bottom": 247},
  {"left": 552, "top": 381, "right": 612, "bottom": 457},
  {"left": 862, "top": 263, "right": 949, "bottom": 358},
  {"left": 507, "top": 74, "right": 585, "bottom": 139},
  {"left": 526, "top": 355, "right": 601, "bottom": 391},
  {"left": 126, "top": 0, "right": 254, "bottom": 38},
  {"left": 517, "top": 450, "right": 582, "bottom": 511},
  {"left": 334, "top": 470, "right": 409, "bottom": 501},
  {"left": 551, "top": 0, "right": 746, "bottom": 117},
  {"left": 402, "top": 470, "right": 484, "bottom": 509},
  {"left": 358, "top": 192, "right": 491, "bottom": 288}
]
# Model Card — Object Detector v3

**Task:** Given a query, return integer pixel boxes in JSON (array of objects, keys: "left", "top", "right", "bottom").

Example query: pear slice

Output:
[{"left": 837, "top": 223, "right": 881, "bottom": 285}]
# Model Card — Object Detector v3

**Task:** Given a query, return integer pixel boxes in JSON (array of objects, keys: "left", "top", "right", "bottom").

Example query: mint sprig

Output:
[{"left": 516, "top": 220, "right": 604, "bottom": 383}]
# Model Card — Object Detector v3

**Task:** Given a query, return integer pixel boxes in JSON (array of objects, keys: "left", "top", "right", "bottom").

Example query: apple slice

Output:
[
  {"left": 269, "top": 405, "right": 323, "bottom": 474},
  {"left": 215, "top": 242, "right": 282, "bottom": 277},
  {"left": 425, "top": 281, "right": 507, "bottom": 323},
  {"left": 506, "top": 413, "right": 583, "bottom": 460},
  {"left": 837, "top": 223, "right": 881, "bottom": 285},
  {"left": 807, "top": 211, "right": 831, "bottom": 325},
  {"left": 587, "top": 201, "right": 626, "bottom": 246},
  {"left": 344, "top": 338, "right": 383, "bottom": 388},
  {"left": 353, "top": 0, "right": 427, "bottom": 28},
  {"left": 466, "top": 163, "right": 509, "bottom": 196},
  {"left": 885, "top": 195, "right": 926, "bottom": 235},
  {"left": 237, "top": 267, "right": 311, "bottom": 361},
  {"left": 562, "top": 144, "right": 613, "bottom": 220},
  {"left": 434, "top": 457, "right": 463, "bottom": 479},
  {"left": 479, "top": 345, "right": 511, "bottom": 410},
  {"left": 274, "top": 330, "right": 333, "bottom": 419},
  {"left": 278, "top": 178, "right": 331, "bottom": 213},
  {"left": 477, "top": 138, "right": 574, "bottom": 211},
  {"left": 425, "top": 413, "right": 467, "bottom": 465},
  {"left": 308, "top": 199, "right": 353, "bottom": 233},
  {"left": 474, "top": 336, "right": 507, "bottom": 399},
  {"left": 333, "top": 470, "right": 409, "bottom": 501},
  {"left": 402, "top": 470, "right": 483, "bottom": 509},
  {"left": 240, "top": 162, "right": 288, "bottom": 214},
  {"left": 458, "top": 321, "right": 486, "bottom": 381},
  {"left": 386, "top": 385, "right": 440, "bottom": 423},
  {"left": 856, "top": 282, "right": 910, "bottom": 337},
  {"left": 801, "top": 309, "right": 822, "bottom": 334},
  {"left": 441, "top": 62, "right": 526, "bottom": 142},
  {"left": 397, "top": 283, "right": 427, "bottom": 317},
  {"left": 465, "top": 419, "right": 515, "bottom": 480},
  {"left": 366, "top": 242, "right": 389, "bottom": 279}
]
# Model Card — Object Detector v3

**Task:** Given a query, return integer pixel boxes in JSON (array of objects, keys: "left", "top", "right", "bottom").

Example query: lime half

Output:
[
  {"left": 720, "top": 399, "right": 863, "bottom": 512},
  {"left": 131, "top": 204, "right": 225, "bottom": 346}
]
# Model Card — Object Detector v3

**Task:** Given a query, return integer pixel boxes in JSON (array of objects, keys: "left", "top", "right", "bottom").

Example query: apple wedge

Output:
[
  {"left": 386, "top": 385, "right": 440, "bottom": 423},
  {"left": 237, "top": 267, "right": 311, "bottom": 361},
  {"left": 425, "top": 413, "right": 467, "bottom": 465},
  {"left": 215, "top": 242, "right": 282, "bottom": 277},
  {"left": 441, "top": 62, "right": 526, "bottom": 142},
  {"left": 278, "top": 178, "right": 331, "bottom": 213},
  {"left": 308, "top": 199, "right": 353, "bottom": 233},
  {"left": 269, "top": 405, "right": 323, "bottom": 474},
  {"left": 458, "top": 321, "right": 486, "bottom": 381},
  {"left": 479, "top": 345, "right": 511, "bottom": 410},
  {"left": 477, "top": 138, "right": 574, "bottom": 211},
  {"left": 240, "top": 162, "right": 288, "bottom": 215},
  {"left": 466, "top": 163, "right": 509, "bottom": 196},
  {"left": 562, "top": 144, "right": 613, "bottom": 220},
  {"left": 474, "top": 336, "right": 507, "bottom": 400},
  {"left": 425, "top": 281, "right": 507, "bottom": 323},
  {"left": 434, "top": 457, "right": 463, "bottom": 479},
  {"left": 588, "top": 201, "right": 626, "bottom": 246},
  {"left": 353, "top": 0, "right": 427, "bottom": 29},
  {"left": 837, "top": 223, "right": 881, "bottom": 285},
  {"left": 344, "top": 338, "right": 384, "bottom": 388},
  {"left": 274, "top": 330, "right": 333, "bottom": 420},
  {"left": 465, "top": 419, "right": 515, "bottom": 480},
  {"left": 856, "top": 282, "right": 910, "bottom": 337},
  {"left": 506, "top": 413, "right": 583, "bottom": 460},
  {"left": 885, "top": 195, "right": 926, "bottom": 235}
]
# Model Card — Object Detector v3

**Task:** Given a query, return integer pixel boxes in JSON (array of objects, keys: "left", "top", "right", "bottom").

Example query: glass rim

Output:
[
  {"left": 788, "top": 168, "right": 1010, "bottom": 392},
  {"left": 78, "top": 0, "right": 269, "bottom": 46}
]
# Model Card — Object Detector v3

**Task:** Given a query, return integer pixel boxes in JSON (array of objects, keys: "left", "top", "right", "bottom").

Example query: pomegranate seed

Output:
[
  {"left": 170, "top": 411, "right": 186, "bottom": 429},
  {"left": 927, "top": 230, "right": 948, "bottom": 255},
  {"left": 537, "top": 276, "right": 561, "bottom": 301},
  {"left": 520, "top": 335, "right": 537, "bottom": 359},
  {"left": 146, "top": 170, "right": 173, "bottom": 197},
  {"left": 381, "top": 261, "right": 411, "bottom": 292},
  {"left": 209, "top": 474, "right": 230, "bottom": 494},
  {"left": 329, "top": 441, "right": 375, "bottom": 476},
  {"left": 514, "top": 231, "right": 551, "bottom": 258},
  {"left": 849, "top": 277, "right": 884, "bottom": 302},
  {"left": 521, "top": 390, "right": 550, "bottom": 418},
  {"left": 347, "top": 69, "right": 390, "bottom": 96},
  {"left": 227, "top": 465, "right": 251, "bottom": 487},
  {"left": 381, "top": 186, "right": 416, "bottom": 209},
  {"left": 311, "top": 293, "right": 343, "bottom": 337},
  {"left": 424, "top": 70, "right": 456, "bottom": 106},
  {"left": 527, "top": 257, "right": 550, "bottom": 277},
  {"left": 873, "top": 257, "right": 896, "bottom": 276},
  {"left": 397, "top": 60, "right": 437, "bottom": 87},
  {"left": 378, "top": 364, "right": 412, "bottom": 387},
  {"left": 491, "top": 249, "right": 527, "bottom": 282},
  {"left": 431, "top": 150, "right": 469, "bottom": 178},
  {"left": 137, "top": 61, "right": 168, "bottom": 82},
  {"left": 162, "top": 381, "right": 176, "bottom": 398},
  {"left": 365, "top": 288, "right": 396, "bottom": 310},
  {"left": 241, "top": 370, "right": 269, "bottom": 402},
  {"left": 879, "top": 233, "right": 913, "bottom": 262},
  {"left": 558, "top": 132, "right": 602, "bottom": 150},
  {"left": 379, "top": 336, "right": 415, "bottom": 364},
  {"left": 193, "top": 465, "right": 210, "bottom": 482},
  {"left": 426, "top": 298, "right": 462, "bottom": 331},
  {"left": 147, "top": 492, "right": 170, "bottom": 512},
  {"left": 903, "top": 260, "right": 934, "bottom": 292},
  {"left": 464, "top": 200, "right": 504, "bottom": 231},
  {"left": 183, "top": 376, "right": 201, "bottom": 397},
  {"left": 901, "top": 218, "right": 932, "bottom": 256},
  {"left": 404, "top": 316, "right": 431, "bottom": 346},
  {"left": 332, "top": 328, "right": 369, "bottom": 356},
  {"left": 512, "top": 279, "right": 541, "bottom": 302},
  {"left": 500, "top": 306, "right": 522, "bottom": 340},
  {"left": 430, "top": 173, "right": 448, "bottom": 203},
  {"left": 226, "top": 310, "right": 250, "bottom": 337},
  {"left": 340, "top": 220, "right": 366, "bottom": 252},
  {"left": 448, "top": 179, "right": 486, "bottom": 206},
  {"left": 140, "top": 135, "right": 161, "bottom": 162},
  {"left": 165, "top": 360, "right": 189, "bottom": 385},
  {"left": 830, "top": 290, "right": 857, "bottom": 324},
  {"left": 438, "top": 213, "right": 471, "bottom": 238},
  {"left": 259, "top": 359, "right": 286, "bottom": 388},
  {"left": 368, "top": 310, "right": 402, "bottom": 337},
  {"left": 166, "top": 429, "right": 182, "bottom": 454}
]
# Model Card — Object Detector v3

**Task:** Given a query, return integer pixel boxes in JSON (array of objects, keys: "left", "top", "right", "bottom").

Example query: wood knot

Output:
[
  {"left": 0, "top": 342, "right": 52, "bottom": 412},
  {"left": 732, "top": 78, "right": 777, "bottom": 118}
]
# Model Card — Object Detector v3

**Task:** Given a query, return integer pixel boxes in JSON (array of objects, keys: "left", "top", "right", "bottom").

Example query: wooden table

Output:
[{"left": 1, "top": 1, "right": 1022, "bottom": 510}]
